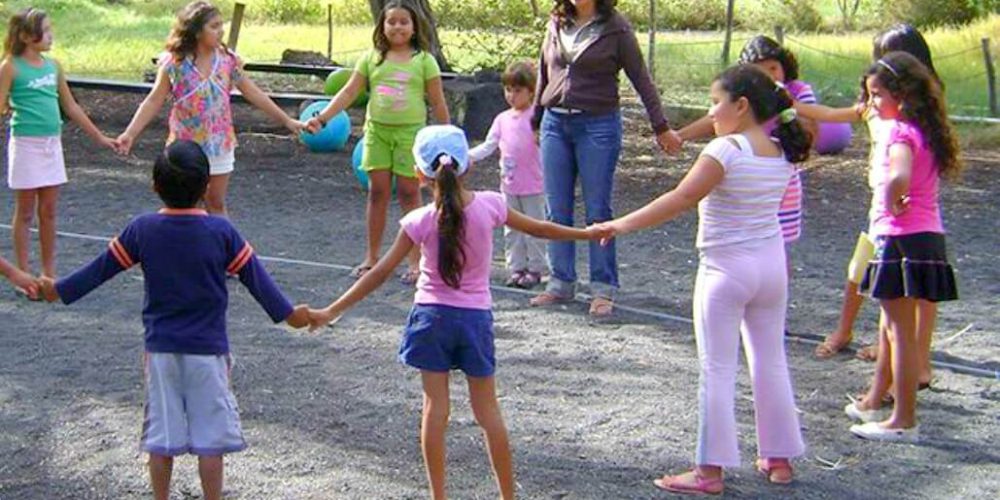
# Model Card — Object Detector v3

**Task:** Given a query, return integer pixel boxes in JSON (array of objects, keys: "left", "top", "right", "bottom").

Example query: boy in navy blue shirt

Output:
[{"left": 40, "top": 140, "right": 308, "bottom": 500}]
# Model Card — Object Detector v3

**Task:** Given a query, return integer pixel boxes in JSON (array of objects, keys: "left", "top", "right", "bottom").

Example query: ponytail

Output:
[
  {"left": 771, "top": 89, "right": 811, "bottom": 164},
  {"left": 714, "top": 65, "right": 811, "bottom": 163},
  {"left": 433, "top": 155, "right": 465, "bottom": 289}
]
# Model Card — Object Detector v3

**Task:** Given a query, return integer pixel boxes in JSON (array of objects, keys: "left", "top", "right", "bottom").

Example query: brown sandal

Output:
[
  {"left": 756, "top": 458, "right": 793, "bottom": 484},
  {"left": 855, "top": 344, "right": 879, "bottom": 362},
  {"left": 814, "top": 336, "right": 852, "bottom": 359},
  {"left": 529, "top": 292, "right": 572, "bottom": 307},
  {"left": 589, "top": 297, "right": 614, "bottom": 318}
]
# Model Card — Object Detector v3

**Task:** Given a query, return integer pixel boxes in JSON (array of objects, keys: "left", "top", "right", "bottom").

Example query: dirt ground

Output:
[{"left": 1, "top": 89, "right": 998, "bottom": 499}]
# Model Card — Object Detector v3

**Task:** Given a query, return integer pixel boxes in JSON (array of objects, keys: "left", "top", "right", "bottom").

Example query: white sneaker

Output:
[
  {"left": 844, "top": 402, "right": 882, "bottom": 423},
  {"left": 850, "top": 422, "right": 920, "bottom": 443}
]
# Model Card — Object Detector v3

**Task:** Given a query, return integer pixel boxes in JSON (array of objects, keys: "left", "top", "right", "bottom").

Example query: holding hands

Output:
[{"left": 656, "top": 129, "right": 684, "bottom": 155}]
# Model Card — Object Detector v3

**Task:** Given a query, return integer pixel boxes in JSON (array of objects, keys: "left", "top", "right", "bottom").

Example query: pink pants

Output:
[{"left": 693, "top": 234, "right": 804, "bottom": 467}]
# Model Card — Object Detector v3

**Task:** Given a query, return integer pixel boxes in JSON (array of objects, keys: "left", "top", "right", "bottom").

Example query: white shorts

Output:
[
  {"left": 208, "top": 150, "right": 235, "bottom": 176},
  {"left": 140, "top": 352, "right": 246, "bottom": 456},
  {"left": 6, "top": 135, "right": 67, "bottom": 190}
]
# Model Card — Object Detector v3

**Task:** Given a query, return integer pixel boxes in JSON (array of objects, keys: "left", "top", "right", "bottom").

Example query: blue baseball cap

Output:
[{"left": 412, "top": 125, "right": 470, "bottom": 179}]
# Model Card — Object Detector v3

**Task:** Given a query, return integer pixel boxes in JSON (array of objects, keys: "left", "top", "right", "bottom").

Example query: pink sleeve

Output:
[
  {"left": 887, "top": 122, "right": 921, "bottom": 151},
  {"left": 488, "top": 192, "right": 508, "bottom": 228},
  {"left": 400, "top": 206, "right": 430, "bottom": 245}
]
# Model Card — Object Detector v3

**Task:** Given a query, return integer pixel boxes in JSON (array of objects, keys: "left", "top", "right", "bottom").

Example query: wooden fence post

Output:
[
  {"left": 327, "top": 3, "right": 333, "bottom": 60},
  {"left": 983, "top": 38, "right": 997, "bottom": 117},
  {"left": 721, "top": 0, "right": 735, "bottom": 65},
  {"left": 228, "top": 2, "right": 245, "bottom": 51},
  {"left": 775, "top": 25, "right": 784, "bottom": 45},
  {"left": 648, "top": 0, "right": 656, "bottom": 79}
]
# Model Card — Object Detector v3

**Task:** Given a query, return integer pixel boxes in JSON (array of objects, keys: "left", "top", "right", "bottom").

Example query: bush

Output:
[{"left": 879, "top": 0, "right": 1000, "bottom": 28}]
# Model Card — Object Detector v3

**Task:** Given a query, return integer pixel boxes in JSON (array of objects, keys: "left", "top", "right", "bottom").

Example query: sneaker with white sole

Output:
[
  {"left": 850, "top": 422, "right": 920, "bottom": 443},
  {"left": 844, "top": 402, "right": 882, "bottom": 423}
]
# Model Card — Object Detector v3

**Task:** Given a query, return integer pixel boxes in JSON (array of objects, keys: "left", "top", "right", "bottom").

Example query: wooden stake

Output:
[
  {"left": 983, "top": 38, "right": 997, "bottom": 117},
  {"left": 327, "top": 3, "right": 333, "bottom": 60},
  {"left": 648, "top": 0, "right": 656, "bottom": 79},
  {"left": 775, "top": 25, "right": 785, "bottom": 46},
  {"left": 721, "top": 0, "right": 735, "bottom": 65},
  {"left": 228, "top": 2, "right": 245, "bottom": 51}
]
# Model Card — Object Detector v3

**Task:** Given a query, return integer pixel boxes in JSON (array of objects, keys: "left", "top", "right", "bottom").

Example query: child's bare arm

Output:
[
  {"left": 55, "top": 61, "right": 116, "bottom": 149},
  {"left": 885, "top": 143, "right": 913, "bottom": 215},
  {"left": 117, "top": 65, "right": 172, "bottom": 153},
  {"left": 309, "top": 230, "right": 415, "bottom": 330},
  {"left": 505, "top": 208, "right": 597, "bottom": 241},
  {"left": 794, "top": 102, "right": 862, "bottom": 123},
  {"left": 678, "top": 114, "right": 715, "bottom": 142},
  {"left": 426, "top": 76, "right": 450, "bottom": 124},
  {"left": 234, "top": 76, "right": 304, "bottom": 134},
  {"left": 0, "top": 256, "right": 36, "bottom": 296},
  {"left": 303, "top": 72, "right": 366, "bottom": 134},
  {"left": 0, "top": 59, "right": 15, "bottom": 115}
]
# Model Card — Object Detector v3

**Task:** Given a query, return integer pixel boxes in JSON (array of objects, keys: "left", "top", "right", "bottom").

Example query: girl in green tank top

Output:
[{"left": 0, "top": 7, "right": 116, "bottom": 290}]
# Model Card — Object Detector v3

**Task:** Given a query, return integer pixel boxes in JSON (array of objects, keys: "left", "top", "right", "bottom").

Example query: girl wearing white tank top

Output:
[{"left": 593, "top": 65, "right": 812, "bottom": 495}]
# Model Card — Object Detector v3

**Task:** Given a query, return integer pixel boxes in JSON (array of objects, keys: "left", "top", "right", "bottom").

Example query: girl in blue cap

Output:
[{"left": 309, "top": 124, "right": 605, "bottom": 500}]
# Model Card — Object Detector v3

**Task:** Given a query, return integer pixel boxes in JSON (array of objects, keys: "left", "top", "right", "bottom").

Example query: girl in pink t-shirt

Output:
[
  {"left": 469, "top": 61, "right": 547, "bottom": 288},
  {"left": 844, "top": 51, "right": 960, "bottom": 443},
  {"left": 308, "top": 125, "right": 599, "bottom": 500}
]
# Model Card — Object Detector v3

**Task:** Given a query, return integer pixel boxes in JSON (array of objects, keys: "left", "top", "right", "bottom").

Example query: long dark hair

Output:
[
  {"left": 372, "top": 0, "right": 430, "bottom": 66},
  {"left": 861, "top": 51, "right": 961, "bottom": 180},
  {"left": 4, "top": 7, "right": 48, "bottom": 58},
  {"left": 432, "top": 155, "right": 466, "bottom": 289},
  {"left": 165, "top": 1, "right": 224, "bottom": 62},
  {"left": 551, "top": 0, "right": 617, "bottom": 26},
  {"left": 738, "top": 35, "right": 799, "bottom": 82},
  {"left": 715, "top": 65, "right": 811, "bottom": 163},
  {"left": 872, "top": 23, "right": 941, "bottom": 88}
]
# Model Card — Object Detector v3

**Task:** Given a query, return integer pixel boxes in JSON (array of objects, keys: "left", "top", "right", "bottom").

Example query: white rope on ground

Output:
[{"left": 2, "top": 223, "right": 997, "bottom": 380}]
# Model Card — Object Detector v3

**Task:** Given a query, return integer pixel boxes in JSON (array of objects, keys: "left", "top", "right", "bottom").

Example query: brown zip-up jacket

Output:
[{"left": 532, "top": 12, "right": 670, "bottom": 134}]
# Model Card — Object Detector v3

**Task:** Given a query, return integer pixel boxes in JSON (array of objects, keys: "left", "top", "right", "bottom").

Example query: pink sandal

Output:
[
  {"left": 653, "top": 470, "right": 724, "bottom": 495},
  {"left": 756, "top": 458, "right": 793, "bottom": 484}
]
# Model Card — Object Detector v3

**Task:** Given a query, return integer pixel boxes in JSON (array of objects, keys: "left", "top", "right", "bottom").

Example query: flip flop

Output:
[
  {"left": 517, "top": 271, "right": 541, "bottom": 289},
  {"left": 399, "top": 268, "right": 420, "bottom": 285},
  {"left": 350, "top": 264, "right": 373, "bottom": 279},
  {"left": 589, "top": 296, "right": 613, "bottom": 318},
  {"left": 756, "top": 458, "right": 793, "bottom": 484},
  {"left": 528, "top": 292, "right": 572, "bottom": 307},
  {"left": 653, "top": 470, "right": 724, "bottom": 495},
  {"left": 814, "top": 336, "right": 852, "bottom": 359},
  {"left": 855, "top": 344, "right": 879, "bottom": 362},
  {"left": 504, "top": 271, "right": 526, "bottom": 287}
]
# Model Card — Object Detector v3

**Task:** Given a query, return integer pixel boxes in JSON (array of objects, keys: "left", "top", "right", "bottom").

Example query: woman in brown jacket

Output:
[{"left": 529, "top": 0, "right": 681, "bottom": 316}]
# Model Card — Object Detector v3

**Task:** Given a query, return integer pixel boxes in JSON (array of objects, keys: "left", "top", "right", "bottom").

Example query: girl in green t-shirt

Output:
[
  {"left": 306, "top": 0, "right": 450, "bottom": 284},
  {"left": 0, "top": 8, "right": 116, "bottom": 288}
]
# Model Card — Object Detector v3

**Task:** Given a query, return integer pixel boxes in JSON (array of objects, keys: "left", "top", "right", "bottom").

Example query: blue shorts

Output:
[
  {"left": 399, "top": 304, "right": 496, "bottom": 377},
  {"left": 141, "top": 352, "right": 246, "bottom": 456}
]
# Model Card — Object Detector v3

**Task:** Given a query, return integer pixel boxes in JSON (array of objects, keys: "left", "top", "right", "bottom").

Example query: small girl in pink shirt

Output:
[
  {"left": 308, "top": 125, "right": 601, "bottom": 500},
  {"left": 846, "top": 51, "right": 960, "bottom": 443},
  {"left": 470, "top": 61, "right": 547, "bottom": 288}
]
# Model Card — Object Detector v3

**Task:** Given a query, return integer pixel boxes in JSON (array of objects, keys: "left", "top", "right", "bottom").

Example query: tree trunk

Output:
[{"left": 369, "top": 0, "right": 451, "bottom": 71}]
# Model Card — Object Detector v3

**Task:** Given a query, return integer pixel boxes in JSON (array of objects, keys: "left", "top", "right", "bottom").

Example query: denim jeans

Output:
[{"left": 540, "top": 109, "right": 623, "bottom": 299}]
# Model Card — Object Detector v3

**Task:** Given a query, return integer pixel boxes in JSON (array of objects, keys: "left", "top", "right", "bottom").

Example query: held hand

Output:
[
  {"left": 304, "top": 118, "right": 323, "bottom": 135},
  {"left": 97, "top": 135, "right": 118, "bottom": 152},
  {"left": 285, "top": 304, "right": 310, "bottom": 329},
  {"left": 307, "top": 306, "right": 341, "bottom": 333},
  {"left": 10, "top": 269, "right": 38, "bottom": 299},
  {"left": 114, "top": 133, "right": 134, "bottom": 156},
  {"left": 588, "top": 221, "right": 620, "bottom": 246},
  {"left": 285, "top": 118, "right": 308, "bottom": 135},
  {"left": 889, "top": 194, "right": 910, "bottom": 216},
  {"left": 656, "top": 129, "right": 683, "bottom": 155},
  {"left": 38, "top": 276, "right": 59, "bottom": 302}
]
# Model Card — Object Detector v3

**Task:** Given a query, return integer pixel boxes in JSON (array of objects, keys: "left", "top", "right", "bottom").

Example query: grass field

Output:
[{"left": 3, "top": 1, "right": 998, "bottom": 117}]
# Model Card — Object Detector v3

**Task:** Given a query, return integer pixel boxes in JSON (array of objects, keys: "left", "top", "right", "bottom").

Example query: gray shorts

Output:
[{"left": 141, "top": 352, "right": 246, "bottom": 456}]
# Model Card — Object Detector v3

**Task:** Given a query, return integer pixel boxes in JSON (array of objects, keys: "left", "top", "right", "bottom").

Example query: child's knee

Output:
[{"left": 423, "top": 400, "right": 450, "bottom": 423}]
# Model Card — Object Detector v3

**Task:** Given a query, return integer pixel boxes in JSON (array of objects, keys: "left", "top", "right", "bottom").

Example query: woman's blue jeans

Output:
[{"left": 540, "top": 109, "right": 623, "bottom": 299}]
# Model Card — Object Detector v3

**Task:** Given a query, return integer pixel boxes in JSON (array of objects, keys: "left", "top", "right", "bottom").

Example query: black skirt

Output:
[{"left": 860, "top": 232, "right": 958, "bottom": 302}]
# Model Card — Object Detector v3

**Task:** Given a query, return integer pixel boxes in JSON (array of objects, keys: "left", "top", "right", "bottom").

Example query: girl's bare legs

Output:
[
  {"left": 859, "top": 319, "right": 892, "bottom": 411},
  {"left": 198, "top": 455, "right": 224, "bottom": 500},
  {"left": 148, "top": 454, "right": 173, "bottom": 500},
  {"left": 880, "top": 297, "right": 919, "bottom": 429},
  {"left": 36, "top": 186, "right": 59, "bottom": 278},
  {"left": 420, "top": 371, "right": 450, "bottom": 500},
  {"left": 916, "top": 300, "right": 936, "bottom": 385},
  {"left": 825, "top": 281, "right": 864, "bottom": 346},
  {"left": 12, "top": 189, "right": 37, "bottom": 273},
  {"left": 205, "top": 174, "right": 231, "bottom": 217},
  {"left": 362, "top": 171, "right": 394, "bottom": 269},
  {"left": 467, "top": 375, "right": 515, "bottom": 500},
  {"left": 395, "top": 176, "right": 422, "bottom": 274}
]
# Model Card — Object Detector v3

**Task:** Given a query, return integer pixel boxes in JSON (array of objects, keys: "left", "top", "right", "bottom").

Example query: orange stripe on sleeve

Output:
[
  {"left": 108, "top": 238, "right": 134, "bottom": 268},
  {"left": 227, "top": 243, "right": 254, "bottom": 274}
]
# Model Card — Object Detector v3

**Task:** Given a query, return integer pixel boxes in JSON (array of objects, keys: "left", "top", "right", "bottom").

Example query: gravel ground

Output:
[{"left": 1, "top": 89, "right": 997, "bottom": 499}]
